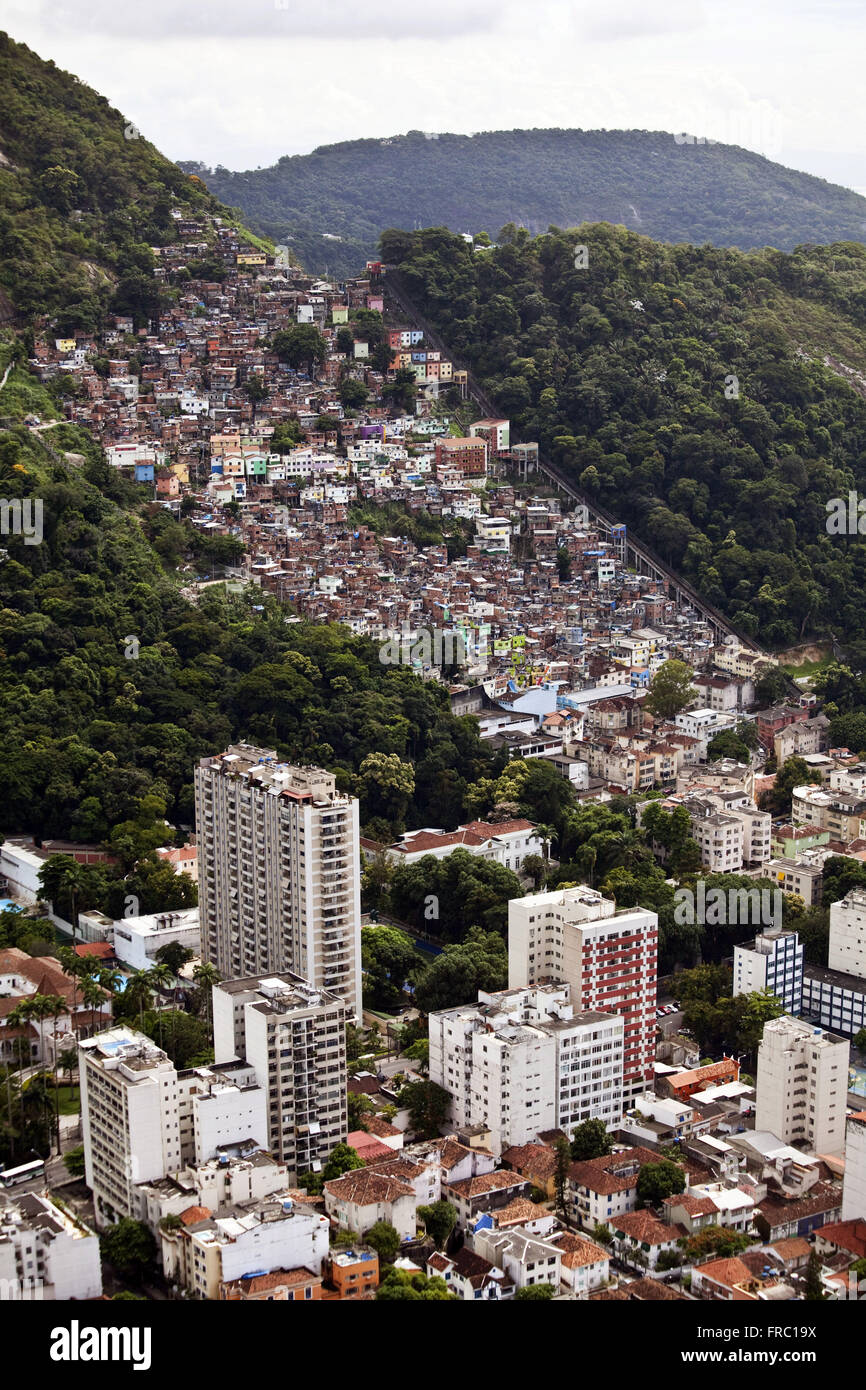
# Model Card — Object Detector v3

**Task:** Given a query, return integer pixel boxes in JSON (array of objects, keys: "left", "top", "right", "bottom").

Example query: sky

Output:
[{"left": 1, "top": 0, "right": 864, "bottom": 191}]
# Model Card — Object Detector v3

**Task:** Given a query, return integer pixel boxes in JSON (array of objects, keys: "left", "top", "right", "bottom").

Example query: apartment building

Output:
[
  {"left": 0, "top": 1190, "right": 102, "bottom": 1301},
  {"left": 791, "top": 783, "right": 866, "bottom": 846},
  {"left": 734, "top": 928, "right": 804, "bottom": 1013},
  {"left": 508, "top": 888, "right": 657, "bottom": 1102},
  {"left": 429, "top": 984, "right": 624, "bottom": 1154},
  {"left": 194, "top": 744, "right": 362, "bottom": 1019},
  {"left": 79, "top": 1026, "right": 267, "bottom": 1229},
  {"left": 842, "top": 1111, "right": 866, "bottom": 1223},
  {"left": 212, "top": 972, "right": 348, "bottom": 1181},
  {"left": 679, "top": 792, "right": 771, "bottom": 872},
  {"left": 755, "top": 1015, "right": 849, "bottom": 1155},
  {"left": 162, "top": 1195, "right": 330, "bottom": 1300},
  {"left": 828, "top": 887, "right": 866, "bottom": 979}
]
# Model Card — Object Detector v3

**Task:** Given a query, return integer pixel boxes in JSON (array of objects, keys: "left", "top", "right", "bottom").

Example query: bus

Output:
[{"left": 0, "top": 1159, "right": 45, "bottom": 1187}]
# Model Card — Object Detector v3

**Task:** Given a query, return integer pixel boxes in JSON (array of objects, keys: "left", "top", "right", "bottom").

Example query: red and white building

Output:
[{"left": 508, "top": 887, "right": 657, "bottom": 1103}]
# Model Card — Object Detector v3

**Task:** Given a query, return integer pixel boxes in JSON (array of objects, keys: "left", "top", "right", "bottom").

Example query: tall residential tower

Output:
[{"left": 194, "top": 745, "right": 362, "bottom": 1019}]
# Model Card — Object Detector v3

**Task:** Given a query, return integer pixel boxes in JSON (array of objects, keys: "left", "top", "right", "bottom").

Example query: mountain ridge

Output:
[{"left": 181, "top": 127, "right": 866, "bottom": 278}]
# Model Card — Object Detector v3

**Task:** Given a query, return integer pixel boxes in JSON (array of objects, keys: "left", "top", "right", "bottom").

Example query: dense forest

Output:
[
  {"left": 0, "top": 367, "right": 498, "bottom": 854},
  {"left": 0, "top": 32, "right": 265, "bottom": 330},
  {"left": 182, "top": 128, "right": 866, "bottom": 277},
  {"left": 381, "top": 223, "right": 866, "bottom": 653}
]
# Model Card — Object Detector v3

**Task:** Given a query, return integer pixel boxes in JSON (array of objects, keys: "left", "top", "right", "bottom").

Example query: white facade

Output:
[
  {"left": 164, "top": 1198, "right": 330, "bottom": 1300},
  {"left": 106, "top": 908, "right": 200, "bottom": 971},
  {"left": 472, "top": 1227, "right": 562, "bottom": 1291},
  {"left": 429, "top": 984, "right": 624, "bottom": 1155},
  {"left": 508, "top": 888, "right": 657, "bottom": 1102},
  {"left": 734, "top": 929, "right": 804, "bottom": 1013},
  {"left": 842, "top": 1111, "right": 866, "bottom": 1223},
  {"left": 755, "top": 1015, "right": 849, "bottom": 1156},
  {"left": 0, "top": 1191, "right": 102, "bottom": 1301},
  {"left": 195, "top": 745, "right": 362, "bottom": 1019},
  {"left": 79, "top": 1026, "right": 268, "bottom": 1228},
  {"left": 213, "top": 973, "right": 348, "bottom": 1180},
  {"left": 829, "top": 889, "right": 866, "bottom": 979}
]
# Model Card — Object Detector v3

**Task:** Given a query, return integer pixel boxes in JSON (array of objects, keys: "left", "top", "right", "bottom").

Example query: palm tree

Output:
[
  {"left": 534, "top": 824, "right": 556, "bottom": 862},
  {"left": 37, "top": 855, "right": 87, "bottom": 941},
  {"left": 192, "top": 963, "right": 221, "bottom": 1039},
  {"left": 122, "top": 971, "right": 155, "bottom": 1030},
  {"left": 78, "top": 978, "right": 108, "bottom": 1040}
]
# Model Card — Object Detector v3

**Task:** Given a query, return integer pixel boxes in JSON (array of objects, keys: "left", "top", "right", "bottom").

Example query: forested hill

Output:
[
  {"left": 0, "top": 32, "right": 261, "bottom": 331},
  {"left": 381, "top": 224, "right": 866, "bottom": 655},
  {"left": 182, "top": 128, "right": 866, "bottom": 277}
]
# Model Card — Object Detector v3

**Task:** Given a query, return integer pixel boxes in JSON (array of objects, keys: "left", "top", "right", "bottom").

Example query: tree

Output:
[
  {"left": 761, "top": 755, "right": 823, "bottom": 817},
  {"left": 522, "top": 853, "right": 546, "bottom": 889},
  {"left": 339, "top": 378, "right": 368, "bottom": 409},
  {"left": 636, "top": 1160, "right": 685, "bottom": 1207},
  {"left": 570, "top": 1118, "right": 613, "bottom": 1162},
  {"left": 554, "top": 1135, "right": 571, "bottom": 1215},
  {"left": 348, "top": 1091, "right": 376, "bottom": 1130},
  {"left": 155, "top": 941, "right": 193, "bottom": 975},
  {"left": 272, "top": 325, "right": 328, "bottom": 376},
  {"left": 682, "top": 1226, "right": 752, "bottom": 1261},
  {"left": 365, "top": 1219, "right": 401, "bottom": 1264},
  {"left": 376, "top": 1268, "right": 455, "bottom": 1300},
  {"left": 853, "top": 1028, "right": 866, "bottom": 1051},
  {"left": 400, "top": 1079, "right": 450, "bottom": 1139},
  {"left": 99, "top": 1219, "right": 157, "bottom": 1280},
  {"left": 418, "top": 1199, "right": 457, "bottom": 1250},
  {"left": 63, "top": 1144, "right": 86, "bottom": 1177},
  {"left": 644, "top": 660, "right": 697, "bottom": 721},
  {"left": 361, "top": 924, "right": 420, "bottom": 1010},
  {"left": 804, "top": 1249, "right": 825, "bottom": 1301},
  {"left": 192, "top": 962, "right": 221, "bottom": 1036},
  {"left": 514, "top": 1283, "right": 555, "bottom": 1300},
  {"left": 37, "top": 855, "right": 86, "bottom": 939},
  {"left": 404, "top": 1039, "right": 429, "bottom": 1075},
  {"left": 322, "top": 1142, "right": 365, "bottom": 1182}
]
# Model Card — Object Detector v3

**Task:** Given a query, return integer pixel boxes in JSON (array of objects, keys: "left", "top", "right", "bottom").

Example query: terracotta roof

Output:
[
  {"left": 362, "top": 1113, "right": 401, "bottom": 1139},
  {"left": 818, "top": 1219, "right": 866, "bottom": 1259},
  {"left": 73, "top": 942, "right": 114, "bottom": 959},
  {"left": 501, "top": 1143, "right": 558, "bottom": 1179},
  {"left": 460, "top": 819, "right": 536, "bottom": 838},
  {"left": 324, "top": 1169, "right": 414, "bottom": 1205},
  {"left": 346, "top": 1132, "right": 394, "bottom": 1164},
  {"left": 495, "top": 1198, "right": 541, "bottom": 1227},
  {"left": 569, "top": 1147, "right": 658, "bottom": 1196},
  {"left": 694, "top": 1255, "right": 768, "bottom": 1298},
  {"left": 446, "top": 1170, "right": 526, "bottom": 1199},
  {"left": 667, "top": 1059, "right": 738, "bottom": 1091},
  {"left": 229, "top": 1267, "right": 320, "bottom": 1293},
  {"left": 179, "top": 1205, "right": 211, "bottom": 1225},
  {"left": 663, "top": 1193, "right": 717, "bottom": 1217},
  {"left": 757, "top": 1181, "right": 842, "bottom": 1230},
  {"left": 554, "top": 1232, "right": 610, "bottom": 1269},
  {"left": 426, "top": 1252, "right": 450, "bottom": 1274},
  {"left": 614, "top": 1210, "right": 681, "bottom": 1245},
  {"left": 768, "top": 1237, "right": 810, "bottom": 1262}
]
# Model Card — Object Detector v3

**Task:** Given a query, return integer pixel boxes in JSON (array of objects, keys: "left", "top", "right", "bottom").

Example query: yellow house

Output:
[{"left": 237, "top": 253, "right": 267, "bottom": 267}]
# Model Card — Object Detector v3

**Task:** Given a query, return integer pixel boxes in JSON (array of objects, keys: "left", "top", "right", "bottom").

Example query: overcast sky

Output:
[{"left": 2, "top": 0, "right": 864, "bottom": 190}]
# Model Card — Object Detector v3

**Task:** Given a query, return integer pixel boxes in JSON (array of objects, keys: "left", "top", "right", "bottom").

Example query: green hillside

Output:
[
  {"left": 381, "top": 224, "right": 866, "bottom": 653},
  {"left": 0, "top": 31, "right": 256, "bottom": 331},
  {"left": 182, "top": 128, "right": 866, "bottom": 277}
]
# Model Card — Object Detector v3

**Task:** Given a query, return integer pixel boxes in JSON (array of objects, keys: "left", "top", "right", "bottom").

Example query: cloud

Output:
[{"left": 10, "top": 0, "right": 505, "bottom": 40}]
